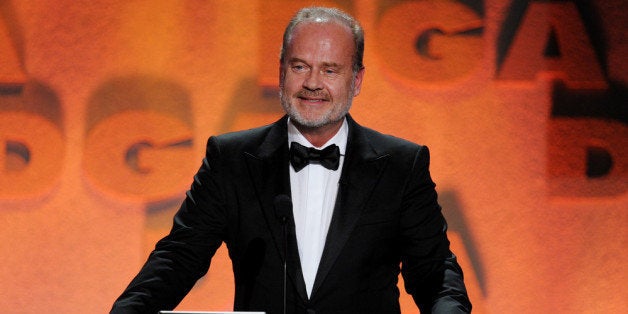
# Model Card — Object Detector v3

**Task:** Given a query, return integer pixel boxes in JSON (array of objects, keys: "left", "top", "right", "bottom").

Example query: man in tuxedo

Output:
[{"left": 111, "top": 6, "right": 471, "bottom": 314}]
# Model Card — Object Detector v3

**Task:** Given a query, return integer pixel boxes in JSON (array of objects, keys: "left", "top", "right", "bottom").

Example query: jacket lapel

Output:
[
  {"left": 244, "top": 116, "right": 309, "bottom": 302},
  {"left": 310, "top": 116, "right": 390, "bottom": 298}
]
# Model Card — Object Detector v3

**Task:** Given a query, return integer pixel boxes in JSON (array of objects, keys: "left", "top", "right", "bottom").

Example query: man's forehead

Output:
[{"left": 291, "top": 20, "right": 352, "bottom": 39}]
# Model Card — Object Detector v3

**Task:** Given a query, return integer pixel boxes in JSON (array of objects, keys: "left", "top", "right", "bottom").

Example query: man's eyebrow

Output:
[
  {"left": 288, "top": 57, "right": 308, "bottom": 64},
  {"left": 321, "top": 62, "right": 341, "bottom": 68},
  {"left": 288, "top": 58, "right": 342, "bottom": 68}
]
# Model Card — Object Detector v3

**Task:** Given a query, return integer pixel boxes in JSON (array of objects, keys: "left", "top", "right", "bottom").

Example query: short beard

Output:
[{"left": 279, "top": 81, "right": 355, "bottom": 129}]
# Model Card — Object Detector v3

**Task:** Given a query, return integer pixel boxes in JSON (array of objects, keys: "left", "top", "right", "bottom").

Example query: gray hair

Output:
[{"left": 279, "top": 7, "right": 365, "bottom": 74}]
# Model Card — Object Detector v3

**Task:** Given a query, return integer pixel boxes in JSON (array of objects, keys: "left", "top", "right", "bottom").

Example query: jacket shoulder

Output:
[
  {"left": 205, "top": 117, "right": 287, "bottom": 156},
  {"left": 215, "top": 123, "right": 273, "bottom": 144},
  {"left": 357, "top": 123, "right": 425, "bottom": 154}
]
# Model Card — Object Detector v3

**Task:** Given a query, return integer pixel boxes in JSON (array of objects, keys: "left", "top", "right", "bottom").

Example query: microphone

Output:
[{"left": 273, "top": 194, "right": 292, "bottom": 314}]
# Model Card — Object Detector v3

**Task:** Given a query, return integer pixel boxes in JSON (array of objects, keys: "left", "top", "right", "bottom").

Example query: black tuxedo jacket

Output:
[{"left": 111, "top": 115, "right": 471, "bottom": 314}]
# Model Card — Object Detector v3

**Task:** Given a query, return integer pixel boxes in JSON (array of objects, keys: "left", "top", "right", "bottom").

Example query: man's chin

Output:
[
  {"left": 283, "top": 103, "right": 348, "bottom": 129},
  {"left": 291, "top": 112, "right": 348, "bottom": 130},
  {"left": 292, "top": 117, "right": 328, "bottom": 129}
]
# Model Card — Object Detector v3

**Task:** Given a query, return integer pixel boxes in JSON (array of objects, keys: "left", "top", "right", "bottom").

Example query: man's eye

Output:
[{"left": 292, "top": 65, "right": 306, "bottom": 71}]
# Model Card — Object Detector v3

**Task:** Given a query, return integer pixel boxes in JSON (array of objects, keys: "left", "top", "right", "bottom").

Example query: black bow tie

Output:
[{"left": 289, "top": 142, "right": 341, "bottom": 172}]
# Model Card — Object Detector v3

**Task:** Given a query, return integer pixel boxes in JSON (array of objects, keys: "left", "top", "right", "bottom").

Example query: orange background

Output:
[{"left": 0, "top": 1, "right": 626, "bottom": 313}]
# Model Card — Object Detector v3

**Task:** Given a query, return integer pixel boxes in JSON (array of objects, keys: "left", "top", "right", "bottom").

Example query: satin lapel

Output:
[
  {"left": 310, "top": 118, "right": 390, "bottom": 298},
  {"left": 244, "top": 117, "right": 309, "bottom": 302}
]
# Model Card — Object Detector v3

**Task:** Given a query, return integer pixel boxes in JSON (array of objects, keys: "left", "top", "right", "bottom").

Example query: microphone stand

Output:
[
  {"left": 281, "top": 216, "right": 287, "bottom": 314},
  {"left": 274, "top": 194, "right": 291, "bottom": 314}
]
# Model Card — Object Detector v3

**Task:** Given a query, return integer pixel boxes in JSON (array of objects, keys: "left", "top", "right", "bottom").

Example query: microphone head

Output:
[{"left": 273, "top": 194, "right": 292, "bottom": 223}]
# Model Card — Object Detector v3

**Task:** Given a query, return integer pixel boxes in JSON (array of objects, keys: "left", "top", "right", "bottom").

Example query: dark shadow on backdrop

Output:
[
  {"left": 497, "top": 0, "right": 608, "bottom": 75},
  {"left": 0, "top": 79, "right": 63, "bottom": 127},
  {"left": 0, "top": 0, "right": 24, "bottom": 64},
  {"left": 219, "top": 77, "right": 284, "bottom": 134},
  {"left": 0, "top": 0, "right": 26, "bottom": 93},
  {"left": 440, "top": 190, "right": 486, "bottom": 296},
  {"left": 551, "top": 80, "right": 627, "bottom": 125},
  {"left": 86, "top": 75, "right": 194, "bottom": 132}
]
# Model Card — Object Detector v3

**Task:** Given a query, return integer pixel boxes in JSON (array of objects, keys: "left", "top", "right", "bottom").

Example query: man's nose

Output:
[{"left": 302, "top": 70, "right": 323, "bottom": 90}]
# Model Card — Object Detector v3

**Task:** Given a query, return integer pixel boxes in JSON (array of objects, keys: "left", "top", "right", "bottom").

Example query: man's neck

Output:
[{"left": 292, "top": 118, "right": 344, "bottom": 147}]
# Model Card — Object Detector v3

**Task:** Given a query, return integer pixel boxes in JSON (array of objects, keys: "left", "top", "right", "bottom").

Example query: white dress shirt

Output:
[{"left": 287, "top": 118, "right": 347, "bottom": 297}]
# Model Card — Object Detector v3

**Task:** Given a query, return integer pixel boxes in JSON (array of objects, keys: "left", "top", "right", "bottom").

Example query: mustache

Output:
[{"left": 295, "top": 90, "right": 330, "bottom": 100}]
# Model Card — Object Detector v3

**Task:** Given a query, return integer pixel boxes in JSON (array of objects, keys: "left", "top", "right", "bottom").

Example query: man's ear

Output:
[
  {"left": 279, "top": 64, "right": 285, "bottom": 87},
  {"left": 353, "top": 67, "right": 365, "bottom": 96}
]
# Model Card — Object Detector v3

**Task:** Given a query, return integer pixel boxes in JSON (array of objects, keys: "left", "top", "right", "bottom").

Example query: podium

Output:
[{"left": 159, "top": 312, "right": 265, "bottom": 314}]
